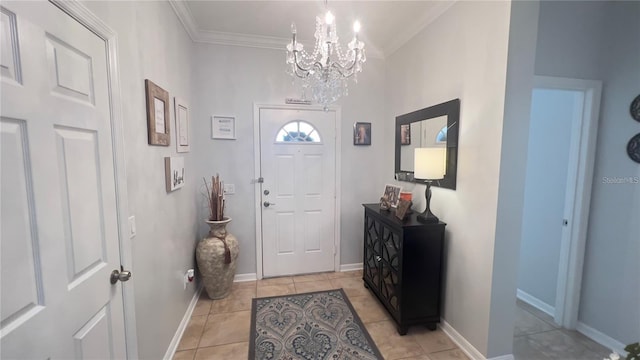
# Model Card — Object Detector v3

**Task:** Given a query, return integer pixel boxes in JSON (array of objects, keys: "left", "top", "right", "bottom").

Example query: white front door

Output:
[
  {"left": 1, "top": 2, "right": 127, "bottom": 358},
  {"left": 259, "top": 108, "right": 336, "bottom": 277}
]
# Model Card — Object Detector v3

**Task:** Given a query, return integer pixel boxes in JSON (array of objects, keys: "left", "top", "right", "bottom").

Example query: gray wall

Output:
[
  {"left": 191, "top": 44, "right": 388, "bottom": 275},
  {"left": 81, "top": 2, "right": 198, "bottom": 359},
  {"left": 385, "top": 2, "right": 513, "bottom": 356},
  {"left": 518, "top": 89, "right": 578, "bottom": 307},
  {"left": 535, "top": 0, "right": 640, "bottom": 346}
]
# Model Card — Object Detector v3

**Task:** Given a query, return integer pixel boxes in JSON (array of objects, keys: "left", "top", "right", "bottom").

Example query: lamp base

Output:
[
  {"left": 417, "top": 210, "right": 439, "bottom": 224},
  {"left": 417, "top": 180, "right": 439, "bottom": 224}
]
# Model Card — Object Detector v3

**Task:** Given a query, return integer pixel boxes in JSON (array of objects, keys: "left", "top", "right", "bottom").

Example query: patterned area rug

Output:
[{"left": 249, "top": 289, "right": 383, "bottom": 359}]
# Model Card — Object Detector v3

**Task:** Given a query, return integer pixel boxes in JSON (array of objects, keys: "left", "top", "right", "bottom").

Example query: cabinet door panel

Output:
[{"left": 363, "top": 215, "right": 381, "bottom": 289}]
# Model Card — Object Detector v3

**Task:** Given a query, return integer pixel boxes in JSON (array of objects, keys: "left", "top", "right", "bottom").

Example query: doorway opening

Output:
[{"left": 514, "top": 76, "right": 603, "bottom": 356}]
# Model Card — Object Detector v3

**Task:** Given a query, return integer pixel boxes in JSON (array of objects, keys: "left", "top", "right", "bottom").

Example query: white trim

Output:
[
  {"left": 333, "top": 107, "right": 342, "bottom": 273},
  {"left": 166, "top": 0, "right": 386, "bottom": 58},
  {"left": 253, "top": 103, "right": 342, "bottom": 280},
  {"left": 440, "top": 320, "right": 486, "bottom": 360},
  {"left": 167, "top": 0, "right": 198, "bottom": 42},
  {"left": 50, "top": 1, "right": 138, "bottom": 358},
  {"left": 532, "top": 76, "right": 602, "bottom": 329},
  {"left": 162, "top": 287, "right": 202, "bottom": 360},
  {"left": 516, "top": 289, "right": 555, "bottom": 318},
  {"left": 576, "top": 322, "right": 626, "bottom": 356},
  {"left": 339, "top": 263, "right": 363, "bottom": 272},
  {"left": 384, "top": 1, "right": 456, "bottom": 56},
  {"left": 487, "top": 355, "right": 515, "bottom": 360},
  {"left": 234, "top": 273, "right": 258, "bottom": 282}
]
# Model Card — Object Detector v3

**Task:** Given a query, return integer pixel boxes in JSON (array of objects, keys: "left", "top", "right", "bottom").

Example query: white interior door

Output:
[
  {"left": 260, "top": 108, "right": 336, "bottom": 277},
  {"left": 1, "top": 2, "right": 127, "bottom": 358}
]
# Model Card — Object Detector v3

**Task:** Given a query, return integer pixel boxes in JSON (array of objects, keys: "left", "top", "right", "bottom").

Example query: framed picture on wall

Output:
[
  {"left": 354, "top": 122, "right": 371, "bottom": 145},
  {"left": 211, "top": 115, "right": 236, "bottom": 140},
  {"left": 145, "top": 79, "right": 170, "bottom": 146},
  {"left": 174, "top": 97, "right": 190, "bottom": 153},
  {"left": 164, "top": 156, "right": 185, "bottom": 192}
]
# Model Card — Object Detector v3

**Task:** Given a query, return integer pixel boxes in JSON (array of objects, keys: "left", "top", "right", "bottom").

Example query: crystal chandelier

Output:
[{"left": 286, "top": 4, "right": 366, "bottom": 109}]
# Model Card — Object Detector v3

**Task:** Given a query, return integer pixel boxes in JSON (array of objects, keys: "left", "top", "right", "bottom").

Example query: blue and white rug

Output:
[{"left": 249, "top": 289, "right": 382, "bottom": 360}]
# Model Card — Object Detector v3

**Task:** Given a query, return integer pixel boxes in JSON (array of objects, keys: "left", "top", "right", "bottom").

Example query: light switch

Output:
[
  {"left": 224, "top": 183, "right": 235, "bottom": 195},
  {"left": 128, "top": 215, "right": 136, "bottom": 238}
]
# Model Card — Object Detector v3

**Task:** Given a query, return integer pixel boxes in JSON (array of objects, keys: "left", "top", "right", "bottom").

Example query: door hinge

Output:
[{"left": 252, "top": 177, "right": 264, "bottom": 184}]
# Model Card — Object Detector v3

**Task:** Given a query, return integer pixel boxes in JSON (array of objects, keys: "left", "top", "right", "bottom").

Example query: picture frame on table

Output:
[{"left": 383, "top": 184, "right": 402, "bottom": 208}]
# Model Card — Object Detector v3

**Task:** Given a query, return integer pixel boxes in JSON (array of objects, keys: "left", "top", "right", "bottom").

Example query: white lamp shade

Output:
[{"left": 414, "top": 148, "right": 446, "bottom": 180}]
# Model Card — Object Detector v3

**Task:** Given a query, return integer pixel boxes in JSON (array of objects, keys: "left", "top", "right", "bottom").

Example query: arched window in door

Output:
[{"left": 276, "top": 121, "right": 322, "bottom": 143}]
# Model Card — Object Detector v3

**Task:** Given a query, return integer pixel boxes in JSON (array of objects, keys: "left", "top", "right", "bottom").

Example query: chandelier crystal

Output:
[{"left": 286, "top": 7, "right": 366, "bottom": 109}]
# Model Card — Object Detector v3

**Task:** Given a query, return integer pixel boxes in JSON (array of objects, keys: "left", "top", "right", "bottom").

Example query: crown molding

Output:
[
  {"left": 168, "top": 0, "right": 198, "bottom": 42},
  {"left": 383, "top": 1, "right": 457, "bottom": 57},
  {"left": 168, "top": 0, "right": 384, "bottom": 59},
  {"left": 196, "top": 30, "right": 385, "bottom": 59}
]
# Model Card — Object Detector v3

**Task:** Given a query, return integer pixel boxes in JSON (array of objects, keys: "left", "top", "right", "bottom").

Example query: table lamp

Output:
[{"left": 414, "top": 148, "right": 446, "bottom": 223}]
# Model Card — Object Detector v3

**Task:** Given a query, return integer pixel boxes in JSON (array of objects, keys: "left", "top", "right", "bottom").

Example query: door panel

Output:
[
  {"left": 260, "top": 108, "right": 336, "bottom": 277},
  {"left": 0, "top": 2, "right": 126, "bottom": 358}
]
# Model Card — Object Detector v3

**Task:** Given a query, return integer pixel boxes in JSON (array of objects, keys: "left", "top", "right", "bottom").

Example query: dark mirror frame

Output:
[{"left": 394, "top": 98, "right": 460, "bottom": 190}]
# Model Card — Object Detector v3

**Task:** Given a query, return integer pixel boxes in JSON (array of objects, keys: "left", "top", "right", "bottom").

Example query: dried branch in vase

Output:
[{"left": 203, "top": 174, "right": 225, "bottom": 221}]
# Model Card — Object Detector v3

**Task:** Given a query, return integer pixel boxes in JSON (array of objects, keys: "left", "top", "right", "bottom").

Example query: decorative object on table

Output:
[
  {"left": 379, "top": 194, "right": 390, "bottom": 211},
  {"left": 196, "top": 174, "right": 239, "bottom": 299},
  {"left": 630, "top": 94, "right": 640, "bottom": 122},
  {"left": 399, "top": 191, "right": 412, "bottom": 202},
  {"left": 400, "top": 124, "right": 411, "bottom": 145},
  {"left": 164, "top": 157, "right": 185, "bottom": 192},
  {"left": 414, "top": 148, "right": 446, "bottom": 223},
  {"left": 382, "top": 184, "right": 402, "bottom": 208},
  {"left": 174, "top": 97, "right": 190, "bottom": 153},
  {"left": 628, "top": 133, "right": 640, "bottom": 164},
  {"left": 395, "top": 199, "right": 412, "bottom": 220},
  {"left": 211, "top": 115, "right": 236, "bottom": 140},
  {"left": 285, "top": 3, "right": 365, "bottom": 109},
  {"left": 249, "top": 289, "right": 383, "bottom": 360},
  {"left": 145, "top": 79, "right": 170, "bottom": 146},
  {"left": 354, "top": 122, "right": 371, "bottom": 145}
]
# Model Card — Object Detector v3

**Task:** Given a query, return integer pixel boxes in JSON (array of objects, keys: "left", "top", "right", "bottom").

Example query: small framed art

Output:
[
  {"left": 212, "top": 115, "right": 236, "bottom": 140},
  {"left": 354, "top": 122, "right": 371, "bottom": 145},
  {"left": 164, "top": 157, "right": 185, "bottom": 192},
  {"left": 174, "top": 97, "right": 190, "bottom": 153},
  {"left": 382, "top": 184, "right": 402, "bottom": 208},
  {"left": 145, "top": 79, "right": 170, "bottom": 146}
]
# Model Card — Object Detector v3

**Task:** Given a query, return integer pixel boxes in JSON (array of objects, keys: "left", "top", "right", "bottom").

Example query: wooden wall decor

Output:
[{"left": 145, "top": 79, "right": 170, "bottom": 146}]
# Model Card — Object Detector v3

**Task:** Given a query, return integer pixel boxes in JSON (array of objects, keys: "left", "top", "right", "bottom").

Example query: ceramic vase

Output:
[{"left": 196, "top": 217, "right": 239, "bottom": 299}]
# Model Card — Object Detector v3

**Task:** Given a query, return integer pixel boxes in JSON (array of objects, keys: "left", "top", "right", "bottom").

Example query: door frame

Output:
[
  {"left": 530, "top": 76, "right": 602, "bottom": 329},
  {"left": 50, "top": 1, "right": 138, "bottom": 357},
  {"left": 253, "top": 103, "right": 342, "bottom": 280}
]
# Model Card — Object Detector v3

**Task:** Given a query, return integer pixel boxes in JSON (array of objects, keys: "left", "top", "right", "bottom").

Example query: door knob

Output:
[
  {"left": 376, "top": 256, "right": 382, "bottom": 262},
  {"left": 263, "top": 201, "right": 276, "bottom": 207},
  {"left": 110, "top": 266, "right": 132, "bottom": 284}
]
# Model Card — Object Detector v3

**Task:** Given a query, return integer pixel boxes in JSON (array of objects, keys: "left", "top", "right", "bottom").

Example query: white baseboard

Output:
[
  {"left": 576, "top": 321, "right": 626, "bottom": 356},
  {"left": 339, "top": 263, "right": 363, "bottom": 272},
  {"left": 163, "top": 287, "right": 202, "bottom": 360},
  {"left": 487, "top": 355, "right": 515, "bottom": 360},
  {"left": 516, "top": 289, "right": 555, "bottom": 317},
  {"left": 440, "top": 320, "right": 487, "bottom": 360},
  {"left": 234, "top": 273, "right": 257, "bottom": 282}
]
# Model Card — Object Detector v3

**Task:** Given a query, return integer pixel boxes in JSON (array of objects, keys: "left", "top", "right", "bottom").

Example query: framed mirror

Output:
[{"left": 395, "top": 99, "right": 460, "bottom": 190}]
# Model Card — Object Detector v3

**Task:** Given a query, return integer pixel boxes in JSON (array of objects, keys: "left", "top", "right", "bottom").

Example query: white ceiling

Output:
[{"left": 172, "top": 1, "right": 455, "bottom": 58}]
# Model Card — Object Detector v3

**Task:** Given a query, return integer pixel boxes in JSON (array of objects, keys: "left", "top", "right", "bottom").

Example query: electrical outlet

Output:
[
  {"left": 128, "top": 216, "right": 136, "bottom": 238},
  {"left": 223, "top": 183, "right": 235, "bottom": 195}
]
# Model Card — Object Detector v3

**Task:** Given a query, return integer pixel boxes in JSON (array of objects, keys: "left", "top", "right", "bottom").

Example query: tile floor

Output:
[
  {"left": 174, "top": 270, "right": 469, "bottom": 360},
  {"left": 513, "top": 299, "right": 612, "bottom": 360}
]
